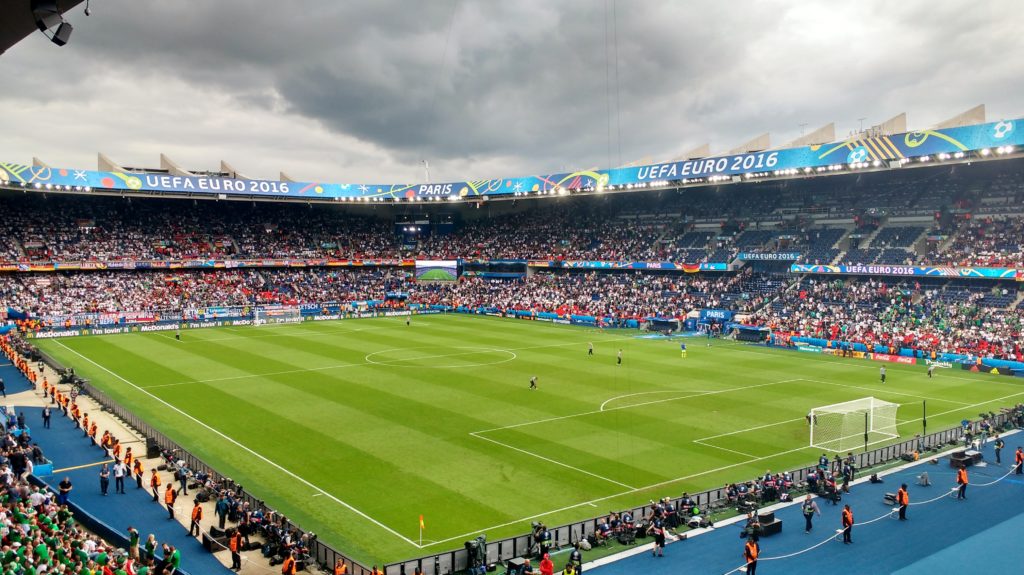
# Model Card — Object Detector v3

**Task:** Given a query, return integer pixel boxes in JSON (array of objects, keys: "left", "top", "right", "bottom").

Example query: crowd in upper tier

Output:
[{"left": 1, "top": 158, "right": 1022, "bottom": 267}]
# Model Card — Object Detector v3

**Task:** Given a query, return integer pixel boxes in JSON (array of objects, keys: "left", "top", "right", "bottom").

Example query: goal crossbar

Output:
[{"left": 809, "top": 397, "right": 898, "bottom": 453}]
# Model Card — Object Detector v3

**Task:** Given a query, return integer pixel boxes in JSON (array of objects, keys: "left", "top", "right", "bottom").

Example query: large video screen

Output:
[{"left": 415, "top": 260, "right": 459, "bottom": 282}]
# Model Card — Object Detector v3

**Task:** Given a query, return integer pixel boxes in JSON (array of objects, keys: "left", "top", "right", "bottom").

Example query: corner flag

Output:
[{"left": 419, "top": 515, "right": 425, "bottom": 530}]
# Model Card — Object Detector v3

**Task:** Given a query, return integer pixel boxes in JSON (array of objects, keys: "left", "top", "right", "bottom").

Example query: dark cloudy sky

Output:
[{"left": 2, "top": 1, "right": 1022, "bottom": 183}]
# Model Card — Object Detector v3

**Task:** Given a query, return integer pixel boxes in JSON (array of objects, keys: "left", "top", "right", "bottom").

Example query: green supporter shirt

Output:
[{"left": 170, "top": 549, "right": 181, "bottom": 567}]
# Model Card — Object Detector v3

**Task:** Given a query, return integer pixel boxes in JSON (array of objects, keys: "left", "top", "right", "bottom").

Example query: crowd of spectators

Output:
[
  {"left": 752, "top": 277, "right": 1023, "bottom": 361},
  {"left": 924, "top": 216, "right": 1024, "bottom": 267},
  {"left": 0, "top": 269, "right": 768, "bottom": 322},
  {"left": 0, "top": 336, "right": 181, "bottom": 574},
  {"left": 2, "top": 162, "right": 1023, "bottom": 268},
  {"left": 3, "top": 264, "right": 1021, "bottom": 362}
]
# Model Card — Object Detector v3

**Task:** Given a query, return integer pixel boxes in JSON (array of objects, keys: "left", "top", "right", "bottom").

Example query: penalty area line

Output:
[
  {"left": 424, "top": 443, "right": 813, "bottom": 549},
  {"left": 469, "top": 432, "right": 636, "bottom": 490},
  {"left": 50, "top": 340, "right": 425, "bottom": 549}
]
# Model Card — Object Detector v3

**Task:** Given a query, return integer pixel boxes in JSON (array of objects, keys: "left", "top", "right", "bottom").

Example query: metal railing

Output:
[{"left": 383, "top": 413, "right": 1009, "bottom": 575}]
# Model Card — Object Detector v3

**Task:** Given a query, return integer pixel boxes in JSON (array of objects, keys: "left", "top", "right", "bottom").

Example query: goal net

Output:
[
  {"left": 809, "top": 397, "right": 898, "bottom": 453},
  {"left": 255, "top": 305, "right": 302, "bottom": 326}
]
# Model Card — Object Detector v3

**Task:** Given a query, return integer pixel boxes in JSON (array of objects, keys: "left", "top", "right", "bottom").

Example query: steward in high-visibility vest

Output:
[
  {"left": 165, "top": 485, "right": 177, "bottom": 519},
  {"left": 956, "top": 466, "right": 969, "bottom": 499},
  {"left": 744, "top": 539, "right": 759, "bottom": 574},
  {"left": 896, "top": 484, "right": 909, "bottom": 520}
]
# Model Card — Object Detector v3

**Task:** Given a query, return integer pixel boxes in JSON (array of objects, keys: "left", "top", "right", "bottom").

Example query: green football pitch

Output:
[{"left": 34, "top": 315, "right": 1024, "bottom": 564}]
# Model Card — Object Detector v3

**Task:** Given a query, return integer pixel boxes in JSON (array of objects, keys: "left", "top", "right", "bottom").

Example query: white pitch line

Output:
[
  {"left": 469, "top": 432, "right": 636, "bottom": 490},
  {"left": 146, "top": 336, "right": 637, "bottom": 389},
  {"left": 800, "top": 377, "right": 973, "bottom": 406},
  {"left": 423, "top": 443, "right": 813, "bottom": 549},
  {"left": 474, "top": 379, "right": 805, "bottom": 435},
  {"left": 894, "top": 388, "right": 1024, "bottom": 427},
  {"left": 599, "top": 390, "right": 718, "bottom": 412},
  {"left": 692, "top": 439, "right": 759, "bottom": 459},
  {"left": 695, "top": 417, "right": 806, "bottom": 442},
  {"left": 51, "top": 340, "right": 425, "bottom": 549},
  {"left": 144, "top": 362, "right": 363, "bottom": 388}
]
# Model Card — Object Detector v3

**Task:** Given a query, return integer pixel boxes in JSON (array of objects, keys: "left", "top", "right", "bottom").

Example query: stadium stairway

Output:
[
  {"left": 16, "top": 401, "right": 238, "bottom": 575},
  {"left": 0, "top": 361, "right": 36, "bottom": 394},
  {"left": 0, "top": 358, "right": 247, "bottom": 572},
  {"left": 587, "top": 434, "right": 1024, "bottom": 575}
]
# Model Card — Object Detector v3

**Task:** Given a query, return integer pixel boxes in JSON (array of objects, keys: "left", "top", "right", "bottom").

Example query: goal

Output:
[
  {"left": 809, "top": 397, "right": 899, "bottom": 453},
  {"left": 255, "top": 305, "right": 303, "bottom": 326}
]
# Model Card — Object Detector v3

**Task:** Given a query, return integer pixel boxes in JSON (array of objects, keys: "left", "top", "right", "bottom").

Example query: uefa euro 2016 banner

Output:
[
  {"left": 529, "top": 261, "right": 729, "bottom": 271},
  {"left": 0, "top": 119, "right": 1020, "bottom": 201},
  {"left": 790, "top": 264, "right": 1018, "bottom": 279},
  {"left": 738, "top": 252, "right": 801, "bottom": 261}
]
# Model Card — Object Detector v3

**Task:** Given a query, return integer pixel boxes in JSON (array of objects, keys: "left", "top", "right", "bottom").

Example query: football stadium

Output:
[{"left": 1, "top": 2, "right": 1024, "bottom": 575}]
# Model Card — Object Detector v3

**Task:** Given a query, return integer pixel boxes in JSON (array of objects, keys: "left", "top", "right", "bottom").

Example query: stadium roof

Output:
[{"left": 0, "top": 0, "right": 85, "bottom": 54}]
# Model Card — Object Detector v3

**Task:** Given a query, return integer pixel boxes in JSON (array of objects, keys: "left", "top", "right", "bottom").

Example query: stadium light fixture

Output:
[{"left": 980, "top": 148, "right": 991, "bottom": 156}]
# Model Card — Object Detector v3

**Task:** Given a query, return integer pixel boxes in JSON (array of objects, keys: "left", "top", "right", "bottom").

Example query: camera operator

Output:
[{"left": 531, "top": 522, "right": 551, "bottom": 557}]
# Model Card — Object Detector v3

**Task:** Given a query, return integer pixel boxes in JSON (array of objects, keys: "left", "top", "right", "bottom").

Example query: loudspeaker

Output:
[
  {"left": 52, "top": 21, "right": 73, "bottom": 45},
  {"left": 760, "top": 519, "right": 783, "bottom": 537},
  {"left": 146, "top": 438, "right": 161, "bottom": 459},
  {"left": 506, "top": 557, "right": 527, "bottom": 575},
  {"left": 32, "top": 0, "right": 61, "bottom": 31}
]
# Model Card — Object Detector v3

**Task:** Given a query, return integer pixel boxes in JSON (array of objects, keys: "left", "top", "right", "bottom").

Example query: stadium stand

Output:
[{"left": 1, "top": 156, "right": 1024, "bottom": 575}]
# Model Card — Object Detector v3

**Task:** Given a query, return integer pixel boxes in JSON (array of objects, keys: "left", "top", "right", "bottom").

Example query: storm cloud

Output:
[{"left": 1, "top": 0, "right": 1021, "bottom": 183}]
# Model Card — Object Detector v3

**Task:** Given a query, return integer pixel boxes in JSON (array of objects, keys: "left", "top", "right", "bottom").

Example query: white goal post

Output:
[
  {"left": 254, "top": 305, "right": 303, "bottom": 326},
  {"left": 809, "top": 397, "right": 898, "bottom": 453}
]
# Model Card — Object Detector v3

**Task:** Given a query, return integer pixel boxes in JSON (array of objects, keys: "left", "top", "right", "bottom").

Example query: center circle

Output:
[{"left": 364, "top": 346, "right": 517, "bottom": 368}]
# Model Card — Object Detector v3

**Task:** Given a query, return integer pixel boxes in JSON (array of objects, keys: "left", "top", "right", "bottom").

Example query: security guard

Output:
[
  {"left": 164, "top": 484, "right": 178, "bottom": 519},
  {"left": 281, "top": 551, "right": 298, "bottom": 575},
  {"left": 743, "top": 537, "right": 759, "bottom": 574},
  {"left": 956, "top": 465, "right": 969, "bottom": 499},
  {"left": 150, "top": 469, "right": 162, "bottom": 501},
  {"left": 896, "top": 484, "right": 909, "bottom": 520},
  {"left": 841, "top": 505, "right": 854, "bottom": 544},
  {"left": 189, "top": 501, "right": 203, "bottom": 537},
  {"left": 230, "top": 529, "right": 243, "bottom": 571}
]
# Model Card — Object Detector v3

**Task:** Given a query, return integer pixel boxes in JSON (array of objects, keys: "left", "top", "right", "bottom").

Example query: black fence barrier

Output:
[{"left": 383, "top": 411, "right": 1011, "bottom": 575}]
